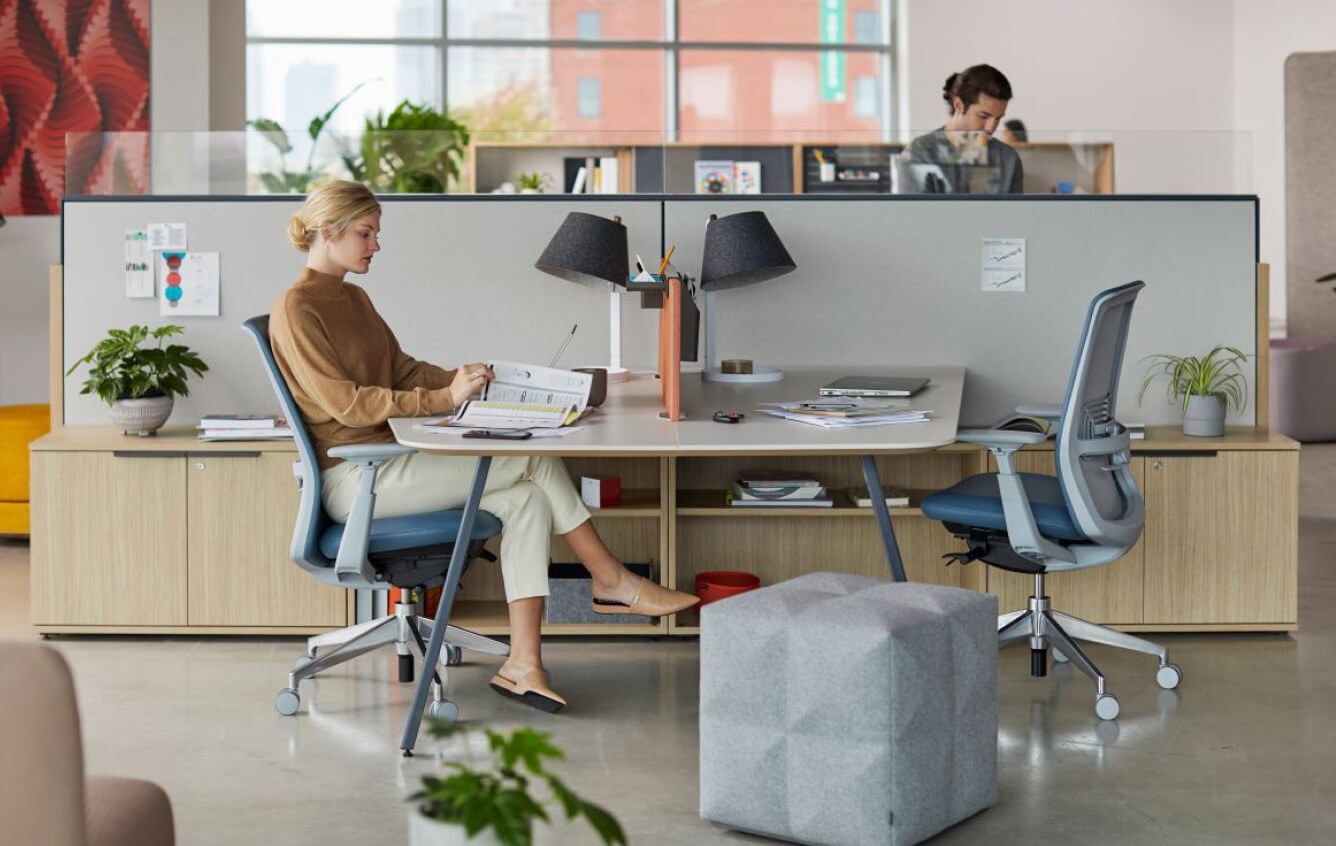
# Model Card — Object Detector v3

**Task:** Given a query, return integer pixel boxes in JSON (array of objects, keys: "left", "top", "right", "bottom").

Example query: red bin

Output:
[{"left": 695, "top": 571, "right": 761, "bottom": 606}]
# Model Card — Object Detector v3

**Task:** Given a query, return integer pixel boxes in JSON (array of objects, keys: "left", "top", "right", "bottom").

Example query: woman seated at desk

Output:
[
  {"left": 270, "top": 181, "right": 699, "bottom": 713},
  {"left": 897, "top": 63, "right": 1024, "bottom": 194}
]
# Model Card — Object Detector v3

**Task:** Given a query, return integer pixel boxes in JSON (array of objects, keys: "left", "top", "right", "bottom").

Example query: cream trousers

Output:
[{"left": 322, "top": 453, "right": 591, "bottom": 602}]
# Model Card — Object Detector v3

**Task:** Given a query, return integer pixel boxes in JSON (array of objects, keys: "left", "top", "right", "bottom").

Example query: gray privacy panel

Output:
[
  {"left": 62, "top": 198, "right": 664, "bottom": 425},
  {"left": 666, "top": 198, "right": 1257, "bottom": 426}
]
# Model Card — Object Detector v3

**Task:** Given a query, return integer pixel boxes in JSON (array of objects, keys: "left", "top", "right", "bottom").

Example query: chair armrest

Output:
[
  {"left": 1015, "top": 402, "right": 1062, "bottom": 420},
  {"left": 328, "top": 443, "right": 416, "bottom": 463},
  {"left": 956, "top": 428, "right": 1049, "bottom": 449}
]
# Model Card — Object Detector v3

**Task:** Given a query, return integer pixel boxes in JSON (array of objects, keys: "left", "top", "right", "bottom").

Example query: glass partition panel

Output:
[{"left": 64, "top": 130, "right": 1252, "bottom": 198}]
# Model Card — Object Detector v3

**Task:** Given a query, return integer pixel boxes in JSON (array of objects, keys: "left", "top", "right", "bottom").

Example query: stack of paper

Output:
[
  {"left": 756, "top": 399, "right": 931, "bottom": 428},
  {"left": 729, "top": 471, "right": 832, "bottom": 508},
  {"left": 198, "top": 414, "right": 292, "bottom": 441}
]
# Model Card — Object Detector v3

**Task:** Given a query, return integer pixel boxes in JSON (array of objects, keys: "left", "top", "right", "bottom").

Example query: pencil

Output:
[{"left": 657, "top": 245, "right": 676, "bottom": 277}]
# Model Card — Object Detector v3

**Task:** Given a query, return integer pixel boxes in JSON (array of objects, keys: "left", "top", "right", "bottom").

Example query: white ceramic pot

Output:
[
  {"left": 408, "top": 812, "right": 505, "bottom": 846},
  {"left": 108, "top": 395, "right": 174, "bottom": 436},
  {"left": 1182, "top": 394, "right": 1225, "bottom": 437}
]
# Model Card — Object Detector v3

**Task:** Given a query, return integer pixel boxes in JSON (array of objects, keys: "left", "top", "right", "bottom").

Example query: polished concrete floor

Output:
[{"left": 3, "top": 447, "right": 1335, "bottom": 845}]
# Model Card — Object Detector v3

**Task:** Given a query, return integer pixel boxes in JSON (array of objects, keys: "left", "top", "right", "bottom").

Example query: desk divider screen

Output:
[{"left": 61, "top": 195, "right": 1258, "bottom": 428}]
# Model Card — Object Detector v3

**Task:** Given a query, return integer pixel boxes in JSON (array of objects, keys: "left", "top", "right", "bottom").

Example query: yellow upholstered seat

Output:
[{"left": 0, "top": 404, "right": 50, "bottom": 536}]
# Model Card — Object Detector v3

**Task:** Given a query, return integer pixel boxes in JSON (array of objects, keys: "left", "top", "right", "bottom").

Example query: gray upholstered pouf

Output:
[
  {"left": 699, "top": 572, "right": 998, "bottom": 846},
  {"left": 1270, "top": 338, "right": 1336, "bottom": 442}
]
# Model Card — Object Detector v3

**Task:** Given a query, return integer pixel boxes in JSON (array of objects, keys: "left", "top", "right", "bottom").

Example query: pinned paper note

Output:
[
  {"left": 147, "top": 223, "right": 188, "bottom": 251},
  {"left": 159, "top": 251, "right": 220, "bottom": 316},
  {"left": 124, "top": 229, "right": 153, "bottom": 298}
]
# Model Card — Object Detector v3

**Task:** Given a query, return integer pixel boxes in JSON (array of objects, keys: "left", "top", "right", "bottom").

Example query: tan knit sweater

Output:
[{"left": 270, "top": 268, "right": 458, "bottom": 470}]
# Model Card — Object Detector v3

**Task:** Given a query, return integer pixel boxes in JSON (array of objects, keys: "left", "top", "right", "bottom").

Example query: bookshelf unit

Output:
[{"left": 469, "top": 140, "right": 1115, "bottom": 195}]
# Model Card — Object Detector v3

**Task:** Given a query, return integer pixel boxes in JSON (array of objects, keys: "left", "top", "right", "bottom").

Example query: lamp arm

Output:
[{"left": 703, "top": 288, "right": 717, "bottom": 373}]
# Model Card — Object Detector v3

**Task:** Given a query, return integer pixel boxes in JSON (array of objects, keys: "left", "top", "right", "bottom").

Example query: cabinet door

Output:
[
  {"left": 31, "top": 451, "right": 187, "bottom": 625},
  {"left": 1142, "top": 451, "right": 1298, "bottom": 625},
  {"left": 987, "top": 453, "right": 1146, "bottom": 624},
  {"left": 186, "top": 452, "right": 347, "bottom": 627}
]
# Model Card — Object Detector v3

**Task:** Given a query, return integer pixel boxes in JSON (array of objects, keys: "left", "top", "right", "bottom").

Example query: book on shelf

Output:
[
  {"left": 733, "top": 161, "right": 761, "bottom": 194},
  {"left": 421, "top": 361, "right": 594, "bottom": 430},
  {"left": 198, "top": 413, "right": 285, "bottom": 429},
  {"left": 695, "top": 160, "right": 734, "bottom": 194},
  {"left": 845, "top": 485, "right": 911, "bottom": 508},
  {"left": 599, "top": 156, "right": 619, "bottom": 193},
  {"left": 727, "top": 488, "right": 833, "bottom": 508},
  {"left": 198, "top": 426, "right": 293, "bottom": 441},
  {"left": 730, "top": 480, "right": 827, "bottom": 502}
]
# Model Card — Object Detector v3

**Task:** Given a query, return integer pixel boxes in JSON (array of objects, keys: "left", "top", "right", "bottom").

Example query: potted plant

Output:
[
  {"left": 516, "top": 172, "right": 551, "bottom": 194},
  {"left": 248, "top": 81, "right": 368, "bottom": 194},
  {"left": 344, "top": 100, "right": 470, "bottom": 194},
  {"left": 1138, "top": 345, "right": 1249, "bottom": 437},
  {"left": 67, "top": 325, "right": 208, "bottom": 436},
  {"left": 409, "top": 721, "right": 626, "bottom": 846}
]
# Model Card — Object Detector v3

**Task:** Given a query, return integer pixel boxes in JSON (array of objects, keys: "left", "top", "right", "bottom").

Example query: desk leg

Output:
[
  {"left": 400, "top": 455, "right": 492, "bottom": 756},
  {"left": 861, "top": 455, "right": 907, "bottom": 583}
]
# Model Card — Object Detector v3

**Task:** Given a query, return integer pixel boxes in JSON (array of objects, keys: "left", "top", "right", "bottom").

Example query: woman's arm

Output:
[{"left": 277, "top": 303, "right": 455, "bottom": 427}]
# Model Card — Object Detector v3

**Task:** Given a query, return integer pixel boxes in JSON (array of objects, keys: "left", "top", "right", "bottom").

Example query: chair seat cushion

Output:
[
  {"left": 921, "top": 472, "right": 1087, "bottom": 542},
  {"left": 319, "top": 510, "right": 502, "bottom": 559}
]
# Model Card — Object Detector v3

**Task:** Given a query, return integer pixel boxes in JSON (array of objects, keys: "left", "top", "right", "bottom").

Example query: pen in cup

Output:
[{"left": 548, "top": 323, "right": 578, "bottom": 367}]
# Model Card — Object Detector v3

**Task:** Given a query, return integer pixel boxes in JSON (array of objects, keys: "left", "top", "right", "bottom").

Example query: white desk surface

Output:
[{"left": 389, "top": 366, "right": 964, "bottom": 457}]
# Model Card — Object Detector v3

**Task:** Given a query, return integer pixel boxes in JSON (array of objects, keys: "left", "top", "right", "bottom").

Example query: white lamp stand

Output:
[{"left": 699, "top": 290, "right": 784, "bottom": 383}]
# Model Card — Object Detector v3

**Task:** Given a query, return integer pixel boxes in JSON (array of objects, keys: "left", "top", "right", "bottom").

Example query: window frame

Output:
[{"left": 245, "top": 0, "right": 898, "bottom": 140}]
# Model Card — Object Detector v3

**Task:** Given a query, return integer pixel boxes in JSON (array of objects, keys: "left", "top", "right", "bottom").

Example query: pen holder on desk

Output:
[{"left": 627, "top": 272, "right": 667, "bottom": 309}]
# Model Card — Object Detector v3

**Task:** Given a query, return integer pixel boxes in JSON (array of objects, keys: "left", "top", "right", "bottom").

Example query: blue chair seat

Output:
[
  {"left": 921, "top": 473, "right": 1087, "bottom": 542},
  {"left": 319, "top": 510, "right": 504, "bottom": 560}
]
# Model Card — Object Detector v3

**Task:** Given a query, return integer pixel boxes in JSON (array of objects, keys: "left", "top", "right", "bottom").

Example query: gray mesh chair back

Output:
[
  {"left": 242, "top": 316, "right": 335, "bottom": 574},
  {"left": 1054, "top": 281, "right": 1145, "bottom": 551}
]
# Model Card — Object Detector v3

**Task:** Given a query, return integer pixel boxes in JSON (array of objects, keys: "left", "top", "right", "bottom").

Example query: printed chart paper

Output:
[
  {"left": 159, "top": 252, "right": 220, "bottom": 316},
  {"left": 147, "top": 222, "right": 188, "bottom": 251},
  {"left": 124, "top": 229, "right": 153, "bottom": 298}
]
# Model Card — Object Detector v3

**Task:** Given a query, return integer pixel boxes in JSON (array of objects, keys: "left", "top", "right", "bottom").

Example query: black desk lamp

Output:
[
  {"left": 699, "top": 210, "right": 797, "bottom": 382},
  {"left": 535, "top": 211, "right": 630, "bottom": 381}
]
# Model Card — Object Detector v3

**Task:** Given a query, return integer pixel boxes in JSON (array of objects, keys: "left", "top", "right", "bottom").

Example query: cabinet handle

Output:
[
  {"left": 194, "top": 462, "right": 206, "bottom": 470},
  {"left": 1153, "top": 461, "right": 1163, "bottom": 471},
  {"left": 112, "top": 451, "right": 187, "bottom": 459},
  {"left": 187, "top": 451, "right": 262, "bottom": 459}
]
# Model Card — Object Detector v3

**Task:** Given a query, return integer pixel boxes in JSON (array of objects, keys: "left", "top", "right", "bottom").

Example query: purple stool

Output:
[{"left": 1270, "top": 337, "right": 1336, "bottom": 442}]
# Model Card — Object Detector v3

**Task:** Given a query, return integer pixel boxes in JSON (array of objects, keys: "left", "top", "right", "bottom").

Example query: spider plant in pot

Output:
[
  {"left": 67, "top": 325, "right": 208, "bottom": 436},
  {"left": 1138, "top": 345, "right": 1249, "bottom": 437},
  {"left": 409, "top": 721, "right": 626, "bottom": 846}
]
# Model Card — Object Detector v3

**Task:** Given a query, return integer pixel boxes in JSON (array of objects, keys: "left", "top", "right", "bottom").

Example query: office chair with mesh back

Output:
[
  {"left": 243, "top": 316, "right": 510, "bottom": 723},
  {"left": 921, "top": 282, "right": 1182, "bottom": 720}
]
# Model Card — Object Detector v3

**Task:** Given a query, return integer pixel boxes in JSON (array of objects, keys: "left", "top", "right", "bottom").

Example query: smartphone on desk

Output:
[{"left": 462, "top": 429, "right": 533, "bottom": 440}]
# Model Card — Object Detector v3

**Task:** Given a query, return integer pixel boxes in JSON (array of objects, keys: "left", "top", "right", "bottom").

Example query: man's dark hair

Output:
[{"left": 942, "top": 64, "right": 1013, "bottom": 113}]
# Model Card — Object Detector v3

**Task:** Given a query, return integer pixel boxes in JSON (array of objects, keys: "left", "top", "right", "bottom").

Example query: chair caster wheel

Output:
[
  {"left": 446, "top": 646, "right": 463, "bottom": 667},
  {"left": 427, "top": 700, "right": 459, "bottom": 724},
  {"left": 275, "top": 688, "right": 300, "bottom": 716},
  {"left": 1095, "top": 694, "right": 1120, "bottom": 721},
  {"left": 1156, "top": 663, "right": 1182, "bottom": 690},
  {"left": 1052, "top": 648, "right": 1069, "bottom": 663}
]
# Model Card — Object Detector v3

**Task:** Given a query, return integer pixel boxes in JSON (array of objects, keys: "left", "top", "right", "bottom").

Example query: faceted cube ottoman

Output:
[{"left": 700, "top": 572, "right": 998, "bottom": 846}]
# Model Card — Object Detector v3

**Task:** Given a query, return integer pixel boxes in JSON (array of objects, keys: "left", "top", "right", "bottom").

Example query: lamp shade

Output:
[
  {"left": 699, "top": 210, "right": 796, "bottom": 292},
  {"left": 534, "top": 212, "right": 629, "bottom": 291}
]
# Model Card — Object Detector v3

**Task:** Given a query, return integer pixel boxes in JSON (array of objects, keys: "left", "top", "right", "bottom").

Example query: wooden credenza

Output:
[{"left": 29, "top": 426, "right": 1297, "bottom": 637}]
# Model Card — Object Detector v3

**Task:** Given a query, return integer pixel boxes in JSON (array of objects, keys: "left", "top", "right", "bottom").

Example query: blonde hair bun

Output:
[
  {"left": 288, "top": 180, "right": 381, "bottom": 253},
  {"left": 287, "top": 213, "right": 313, "bottom": 252}
]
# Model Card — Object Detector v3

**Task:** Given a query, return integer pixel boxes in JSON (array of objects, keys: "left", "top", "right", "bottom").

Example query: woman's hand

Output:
[{"left": 449, "top": 362, "right": 493, "bottom": 407}]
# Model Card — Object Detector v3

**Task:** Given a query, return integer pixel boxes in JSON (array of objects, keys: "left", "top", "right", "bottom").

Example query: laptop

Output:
[{"left": 819, "top": 376, "right": 930, "bottom": 398}]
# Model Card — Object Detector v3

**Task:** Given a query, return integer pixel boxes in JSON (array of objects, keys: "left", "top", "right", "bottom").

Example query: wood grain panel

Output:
[
  {"left": 986, "top": 453, "right": 1146, "bottom": 623},
  {"left": 1143, "top": 451, "right": 1298, "bottom": 624},
  {"left": 186, "top": 453, "right": 347, "bottom": 627},
  {"left": 31, "top": 452, "right": 187, "bottom": 625},
  {"left": 49, "top": 266, "right": 63, "bottom": 430}
]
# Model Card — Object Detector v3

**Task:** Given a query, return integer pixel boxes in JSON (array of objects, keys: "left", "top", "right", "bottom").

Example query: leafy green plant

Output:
[
  {"left": 67, "top": 325, "right": 208, "bottom": 406},
  {"left": 412, "top": 721, "right": 626, "bottom": 846},
  {"left": 517, "top": 171, "right": 552, "bottom": 192},
  {"left": 344, "top": 100, "right": 470, "bottom": 193},
  {"left": 1137, "top": 345, "right": 1249, "bottom": 413},
  {"left": 248, "top": 82, "right": 368, "bottom": 193},
  {"left": 1318, "top": 271, "right": 1336, "bottom": 288}
]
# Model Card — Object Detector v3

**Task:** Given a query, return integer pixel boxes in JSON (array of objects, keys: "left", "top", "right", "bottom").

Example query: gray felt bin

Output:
[{"left": 544, "top": 562, "right": 653, "bottom": 624}]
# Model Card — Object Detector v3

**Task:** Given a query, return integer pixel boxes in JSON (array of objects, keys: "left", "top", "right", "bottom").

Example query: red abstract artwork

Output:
[{"left": 0, "top": 0, "right": 149, "bottom": 216}]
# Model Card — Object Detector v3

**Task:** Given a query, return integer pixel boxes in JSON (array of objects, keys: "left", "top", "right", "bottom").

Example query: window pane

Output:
[
  {"left": 577, "top": 11, "right": 603, "bottom": 40},
  {"left": 680, "top": 0, "right": 882, "bottom": 44},
  {"left": 448, "top": 47, "right": 664, "bottom": 134},
  {"left": 247, "top": 43, "right": 439, "bottom": 164},
  {"left": 577, "top": 78, "right": 603, "bottom": 117},
  {"left": 448, "top": 0, "right": 664, "bottom": 40},
  {"left": 679, "top": 50, "right": 881, "bottom": 140},
  {"left": 246, "top": 0, "right": 440, "bottom": 39}
]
